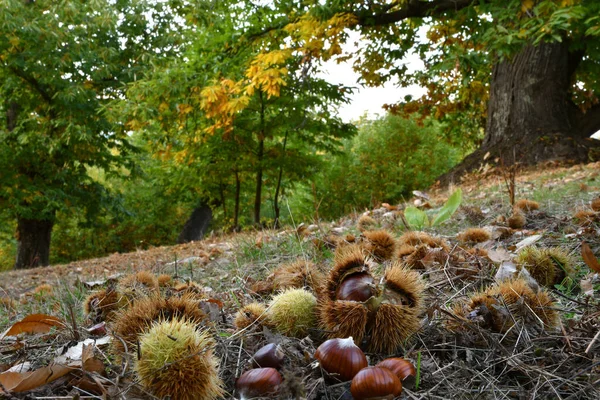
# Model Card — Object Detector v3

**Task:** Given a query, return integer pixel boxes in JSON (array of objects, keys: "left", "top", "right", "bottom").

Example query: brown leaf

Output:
[
  {"left": 581, "top": 242, "right": 600, "bottom": 273},
  {"left": 81, "top": 344, "right": 105, "bottom": 375},
  {"left": 0, "top": 364, "right": 74, "bottom": 392},
  {"left": 0, "top": 314, "right": 64, "bottom": 339}
]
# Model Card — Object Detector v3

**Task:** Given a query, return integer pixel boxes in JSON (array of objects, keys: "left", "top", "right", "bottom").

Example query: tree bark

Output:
[
  {"left": 273, "top": 130, "right": 289, "bottom": 228},
  {"left": 254, "top": 91, "right": 266, "bottom": 226},
  {"left": 439, "top": 41, "right": 600, "bottom": 184},
  {"left": 254, "top": 137, "right": 264, "bottom": 226},
  {"left": 15, "top": 216, "right": 54, "bottom": 269},
  {"left": 234, "top": 169, "right": 241, "bottom": 230}
]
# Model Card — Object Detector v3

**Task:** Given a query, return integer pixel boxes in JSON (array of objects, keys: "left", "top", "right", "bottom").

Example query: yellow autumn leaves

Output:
[{"left": 188, "top": 13, "right": 357, "bottom": 136}]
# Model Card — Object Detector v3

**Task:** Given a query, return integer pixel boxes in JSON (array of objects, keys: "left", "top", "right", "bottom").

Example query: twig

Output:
[{"left": 585, "top": 328, "right": 600, "bottom": 354}]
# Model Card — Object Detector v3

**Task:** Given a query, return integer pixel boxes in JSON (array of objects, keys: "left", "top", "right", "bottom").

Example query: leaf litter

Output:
[{"left": 0, "top": 161, "right": 599, "bottom": 398}]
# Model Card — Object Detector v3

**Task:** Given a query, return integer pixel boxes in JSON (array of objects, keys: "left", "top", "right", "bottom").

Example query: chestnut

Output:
[
  {"left": 376, "top": 357, "right": 416, "bottom": 382},
  {"left": 251, "top": 343, "right": 285, "bottom": 369},
  {"left": 336, "top": 273, "right": 375, "bottom": 302},
  {"left": 314, "top": 337, "right": 367, "bottom": 381},
  {"left": 350, "top": 366, "right": 402, "bottom": 400},
  {"left": 235, "top": 367, "right": 282, "bottom": 399}
]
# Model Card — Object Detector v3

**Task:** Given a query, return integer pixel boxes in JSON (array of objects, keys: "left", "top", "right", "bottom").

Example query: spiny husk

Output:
[
  {"left": 157, "top": 274, "right": 174, "bottom": 287},
  {"left": 383, "top": 262, "right": 426, "bottom": 312},
  {"left": 233, "top": 302, "right": 267, "bottom": 331},
  {"left": 173, "top": 281, "right": 206, "bottom": 300},
  {"left": 395, "top": 243, "right": 417, "bottom": 258},
  {"left": 369, "top": 263, "right": 426, "bottom": 353},
  {"left": 357, "top": 214, "right": 378, "bottom": 232},
  {"left": 135, "top": 318, "right": 223, "bottom": 400},
  {"left": 508, "top": 210, "right": 527, "bottom": 229},
  {"left": 118, "top": 270, "right": 159, "bottom": 299},
  {"left": 319, "top": 299, "right": 370, "bottom": 345},
  {"left": 361, "top": 230, "right": 397, "bottom": 262},
  {"left": 516, "top": 246, "right": 573, "bottom": 286},
  {"left": 267, "top": 288, "right": 317, "bottom": 338},
  {"left": 573, "top": 209, "right": 599, "bottom": 226},
  {"left": 33, "top": 284, "right": 53, "bottom": 296},
  {"left": 272, "top": 259, "right": 325, "bottom": 295},
  {"left": 449, "top": 279, "right": 558, "bottom": 334},
  {"left": 369, "top": 303, "right": 421, "bottom": 353},
  {"left": 83, "top": 288, "right": 127, "bottom": 322},
  {"left": 514, "top": 199, "right": 540, "bottom": 212},
  {"left": 457, "top": 228, "right": 491, "bottom": 244},
  {"left": 402, "top": 245, "right": 430, "bottom": 269},
  {"left": 112, "top": 294, "right": 207, "bottom": 356},
  {"left": 397, "top": 231, "right": 449, "bottom": 251}
]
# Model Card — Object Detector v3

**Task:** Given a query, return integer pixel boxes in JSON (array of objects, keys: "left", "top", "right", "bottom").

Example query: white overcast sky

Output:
[{"left": 319, "top": 32, "right": 426, "bottom": 123}]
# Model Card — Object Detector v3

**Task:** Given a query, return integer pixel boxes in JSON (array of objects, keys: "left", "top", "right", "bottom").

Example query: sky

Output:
[
  {"left": 319, "top": 59, "right": 426, "bottom": 123},
  {"left": 317, "top": 30, "right": 427, "bottom": 123}
]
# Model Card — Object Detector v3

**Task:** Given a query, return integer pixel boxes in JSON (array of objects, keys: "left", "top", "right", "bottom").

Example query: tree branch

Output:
[
  {"left": 9, "top": 66, "right": 54, "bottom": 104},
  {"left": 356, "top": 0, "right": 476, "bottom": 26}
]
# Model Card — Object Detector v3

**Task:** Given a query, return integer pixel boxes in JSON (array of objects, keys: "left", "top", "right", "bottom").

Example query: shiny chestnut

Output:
[
  {"left": 336, "top": 273, "right": 375, "bottom": 302},
  {"left": 350, "top": 366, "right": 402, "bottom": 400},
  {"left": 251, "top": 343, "right": 285, "bottom": 369},
  {"left": 314, "top": 337, "right": 367, "bottom": 381},
  {"left": 376, "top": 357, "right": 416, "bottom": 381},
  {"left": 235, "top": 367, "right": 282, "bottom": 398}
]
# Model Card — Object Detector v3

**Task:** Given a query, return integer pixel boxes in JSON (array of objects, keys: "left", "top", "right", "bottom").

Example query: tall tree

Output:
[
  {"left": 228, "top": 0, "right": 600, "bottom": 178},
  {"left": 0, "top": 0, "right": 185, "bottom": 268},
  {"left": 119, "top": 0, "right": 355, "bottom": 228}
]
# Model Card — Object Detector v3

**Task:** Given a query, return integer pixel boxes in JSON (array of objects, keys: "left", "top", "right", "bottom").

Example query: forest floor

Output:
[{"left": 0, "top": 160, "right": 599, "bottom": 399}]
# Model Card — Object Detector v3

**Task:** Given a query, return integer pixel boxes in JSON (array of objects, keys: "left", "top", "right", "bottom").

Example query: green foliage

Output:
[
  {"left": 404, "top": 189, "right": 463, "bottom": 230},
  {"left": 292, "top": 114, "right": 460, "bottom": 220},
  {"left": 0, "top": 0, "right": 187, "bottom": 267}
]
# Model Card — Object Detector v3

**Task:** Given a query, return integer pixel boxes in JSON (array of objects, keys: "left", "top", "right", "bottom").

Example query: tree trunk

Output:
[
  {"left": 15, "top": 216, "right": 54, "bottom": 269},
  {"left": 177, "top": 201, "right": 212, "bottom": 244},
  {"left": 440, "top": 41, "right": 600, "bottom": 184},
  {"left": 254, "top": 137, "right": 264, "bottom": 226},
  {"left": 234, "top": 169, "right": 241, "bottom": 231},
  {"left": 254, "top": 91, "right": 266, "bottom": 226},
  {"left": 273, "top": 130, "right": 289, "bottom": 228}
]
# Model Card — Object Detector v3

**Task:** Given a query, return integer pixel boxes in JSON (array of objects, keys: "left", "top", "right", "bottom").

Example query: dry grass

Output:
[{"left": 1, "top": 161, "right": 600, "bottom": 399}]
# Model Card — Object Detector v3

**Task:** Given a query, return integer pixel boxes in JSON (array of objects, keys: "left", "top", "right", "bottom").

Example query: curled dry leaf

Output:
[
  {"left": 81, "top": 344, "right": 105, "bottom": 375},
  {"left": 0, "top": 364, "right": 74, "bottom": 393},
  {"left": 581, "top": 242, "right": 600, "bottom": 273},
  {"left": 0, "top": 314, "right": 64, "bottom": 340}
]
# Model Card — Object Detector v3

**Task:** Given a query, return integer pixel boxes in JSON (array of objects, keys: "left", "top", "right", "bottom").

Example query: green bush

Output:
[{"left": 289, "top": 114, "right": 461, "bottom": 220}]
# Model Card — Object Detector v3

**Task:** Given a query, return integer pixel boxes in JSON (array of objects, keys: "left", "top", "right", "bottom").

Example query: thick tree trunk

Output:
[
  {"left": 177, "top": 201, "right": 212, "bottom": 244},
  {"left": 15, "top": 216, "right": 54, "bottom": 269},
  {"left": 440, "top": 41, "right": 600, "bottom": 184}
]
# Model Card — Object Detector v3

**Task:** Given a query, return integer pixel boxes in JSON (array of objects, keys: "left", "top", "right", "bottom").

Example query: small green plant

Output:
[{"left": 404, "top": 188, "right": 462, "bottom": 230}]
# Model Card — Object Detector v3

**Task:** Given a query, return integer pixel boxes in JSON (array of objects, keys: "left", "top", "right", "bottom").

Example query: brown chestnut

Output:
[
  {"left": 376, "top": 357, "right": 416, "bottom": 381},
  {"left": 336, "top": 273, "right": 375, "bottom": 302},
  {"left": 350, "top": 366, "right": 402, "bottom": 400},
  {"left": 314, "top": 337, "right": 368, "bottom": 381},
  {"left": 251, "top": 343, "right": 285, "bottom": 369},
  {"left": 235, "top": 367, "right": 282, "bottom": 399}
]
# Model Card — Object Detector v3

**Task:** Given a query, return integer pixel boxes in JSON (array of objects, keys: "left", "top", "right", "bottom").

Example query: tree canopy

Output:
[{"left": 0, "top": 0, "right": 187, "bottom": 267}]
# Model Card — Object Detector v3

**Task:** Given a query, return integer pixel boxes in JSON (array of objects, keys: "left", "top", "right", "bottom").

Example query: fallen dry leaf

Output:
[
  {"left": 0, "top": 364, "right": 74, "bottom": 393},
  {"left": 81, "top": 344, "right": 105, "bottom": 374},
  {"left": 0, "top": 314, "right": 64, "bottom": 340},
  {"left": 581, "top": 242, "right": 600, "bottom": 273},
  {"left": 580, "top": 279, "right": 594, "bottom": 297}
]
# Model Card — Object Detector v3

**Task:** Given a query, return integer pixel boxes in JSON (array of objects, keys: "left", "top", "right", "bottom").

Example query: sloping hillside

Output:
[{"left": 1, "top": 161, "right": 599, "bottom": 399}]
